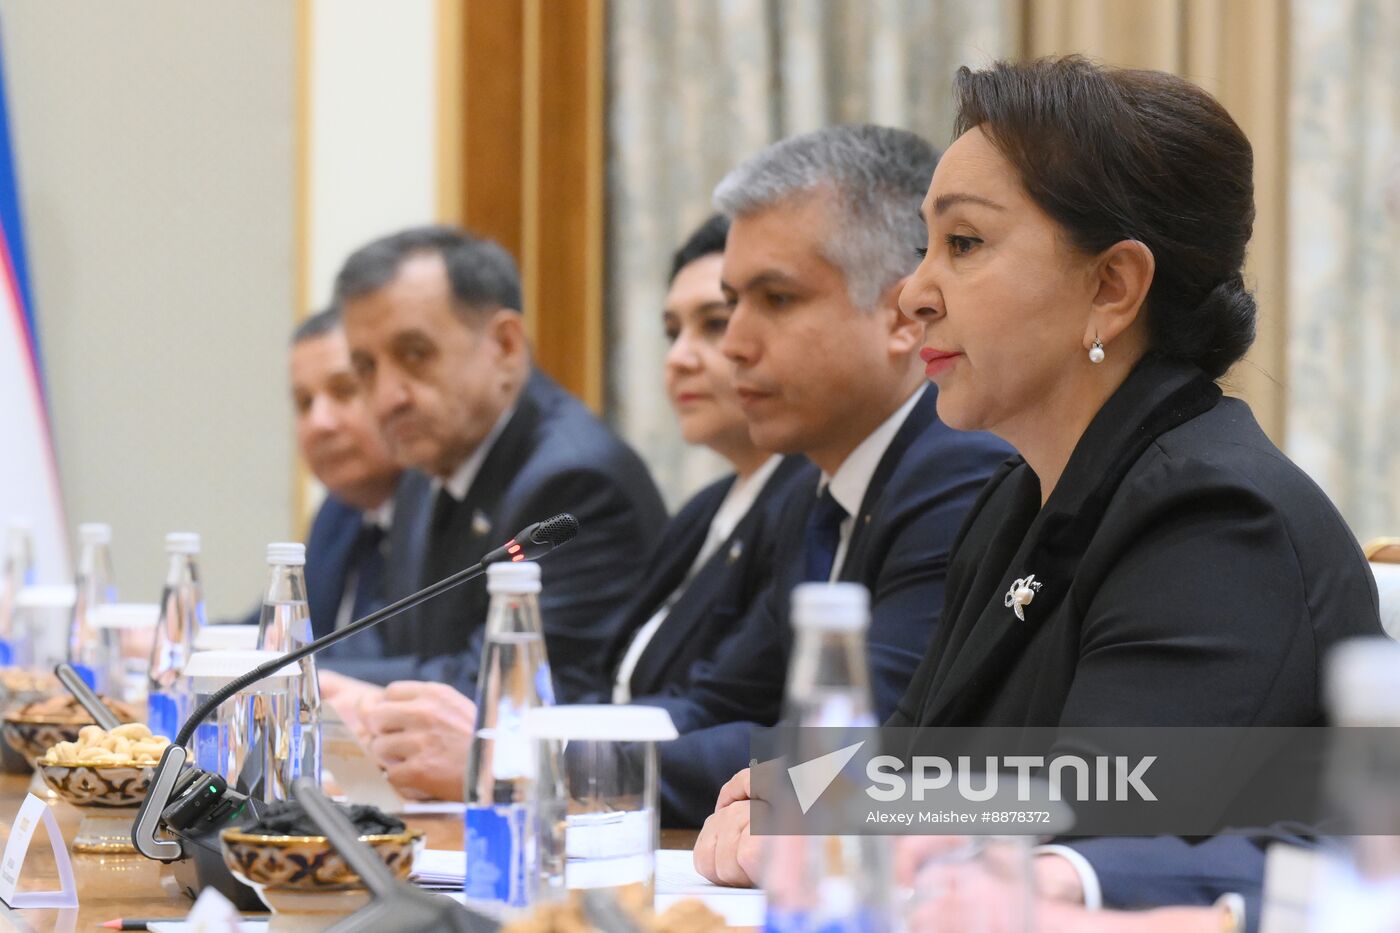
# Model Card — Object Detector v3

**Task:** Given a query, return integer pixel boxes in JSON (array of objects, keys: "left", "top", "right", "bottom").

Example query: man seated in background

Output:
[
  {"left": 238, "top": 309, "right": 403, "bottom": 661},
  {"left": 321, "top": 226, "right": 667, "bottom": 760},
  {"left": 638, "top": 124, "right": 1011, "bottom": 824}
]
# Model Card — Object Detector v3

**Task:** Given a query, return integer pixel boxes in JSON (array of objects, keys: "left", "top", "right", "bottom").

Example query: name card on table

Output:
[{"left": 0, "top": 793, "right": 78, "bottom": 908}]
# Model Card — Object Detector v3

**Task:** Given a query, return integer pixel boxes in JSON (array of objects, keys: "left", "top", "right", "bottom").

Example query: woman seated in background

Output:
[
  {"left": 695, "top": 56, "right": 1382, "bottom": 933},
  {"left": 592, "top": 213, "right": 808, "bottom": 706}
]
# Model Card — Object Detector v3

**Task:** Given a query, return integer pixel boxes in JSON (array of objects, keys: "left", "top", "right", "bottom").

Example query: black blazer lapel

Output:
[
  {"left": 626, "top": 517, "right": 745, "bottom": 696},
  {"left": 914, "top": 356, "right": 1222, "bottom": 726},
  {"left": 601, "top": 479, "right": 728, "bottom": 681},
  {"left": 454, "top": 380, "right": 545, "bottom": 562},
  {"left": 305, "top": 500, "right": 360, "bottom": 641},
  {"left": 915, "top": 468, "right": 1047, "bottom": 725}
]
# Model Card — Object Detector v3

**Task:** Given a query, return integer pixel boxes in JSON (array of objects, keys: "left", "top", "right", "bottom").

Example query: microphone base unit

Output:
[{"left": 132, "top": 746, "right": 268, "bottom": 910}]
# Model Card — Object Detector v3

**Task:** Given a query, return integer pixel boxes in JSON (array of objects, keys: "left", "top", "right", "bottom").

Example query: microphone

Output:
[
  {"left": 479, "top": 512, "right": 580, "bottom": 564},
  {"left": 131, "top": 513, "right": 579, "bottom": 864}
]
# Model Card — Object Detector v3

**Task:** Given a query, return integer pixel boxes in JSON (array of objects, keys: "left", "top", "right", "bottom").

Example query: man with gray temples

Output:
[{"left": 320, "top": 227, "right": 666, "bottom": 771}]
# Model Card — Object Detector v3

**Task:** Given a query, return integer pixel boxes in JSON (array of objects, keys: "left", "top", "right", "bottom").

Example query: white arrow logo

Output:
[{"left": 787, "top": 741, "right": 866, "bottom": 814}]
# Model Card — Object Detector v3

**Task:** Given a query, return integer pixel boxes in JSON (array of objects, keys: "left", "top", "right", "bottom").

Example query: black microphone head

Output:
[
  {"left": 498, "top": 513, "right": 579, "bottom": 562},
  {"left": 529, "top": 513, "right": 579, "bottom": 549}
]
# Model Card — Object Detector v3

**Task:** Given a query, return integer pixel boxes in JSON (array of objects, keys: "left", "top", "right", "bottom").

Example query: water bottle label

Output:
[
  {"left": 535, "top": 663, "right": 555, "bottom": 706},
  {"left": 765, "top": 908, "right": 885, "bottom": 933},
  {"left": 464, "top": 804, "right": 532, "bottom": 907},
  {"left": 72, "top": 664, "right": 97, "bottom": 692},
  {"left": 195, "top": 721, "right": 222, "bottom": 775},
  {"left": 290, "top": 721, "right": 304, "bottom": 780},
  {"left": 148, "top": 691, "right": 180, "bottom": 740},
  {"left": 0, "top": 639, "right": 12, "bottom": 667}
]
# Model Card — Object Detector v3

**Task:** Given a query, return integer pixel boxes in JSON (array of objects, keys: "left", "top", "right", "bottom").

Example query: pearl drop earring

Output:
[{"left": 1089, "top": 338, "right": 1105, "bottom": 364}]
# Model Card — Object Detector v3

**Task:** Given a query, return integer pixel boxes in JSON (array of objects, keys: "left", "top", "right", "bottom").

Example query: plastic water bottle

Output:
[
  {"left": 0, "top": 521, "right": 36, "bottom": 667},
  {"left": 147, "top": 533, "right": 204, "bottom": 739},
  {"left": 255, "top": 542, "right": 321, "bottom": 785},
  {"left": 764, "top": 583, "right": 891, "bottom": 933},
  {"left": 463, "top": 560, "right": 557, "bottom": 914},
  {"left": 68, "top": 523, "right": 117, "bottom": 692}
]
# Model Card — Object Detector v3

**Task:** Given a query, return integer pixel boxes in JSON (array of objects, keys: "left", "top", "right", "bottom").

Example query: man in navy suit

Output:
[
  {"left": 641, "top": 126, "right": 1012, "bottom": 825},
  {"left": 253, "top": 310, "right": 402, "bottom": 656},
  {"left": 321, "top": 226, "right": 667, "bottom": 796}
]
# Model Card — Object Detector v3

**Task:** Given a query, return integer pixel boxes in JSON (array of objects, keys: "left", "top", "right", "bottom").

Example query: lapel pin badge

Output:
[
  {"left": 1004, "top": 574, "right": 1042, "bottom": 621},
  {"left": 727, "top": 540, "right": 744, "bottom": 564},
  {"left": 471, "top": 510, "right": 492, "bottom": 537}
]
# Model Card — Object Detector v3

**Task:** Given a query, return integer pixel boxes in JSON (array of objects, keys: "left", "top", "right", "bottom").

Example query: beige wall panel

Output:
[{"left": 1, "top": 1, "right": 296, "bottom": 617}]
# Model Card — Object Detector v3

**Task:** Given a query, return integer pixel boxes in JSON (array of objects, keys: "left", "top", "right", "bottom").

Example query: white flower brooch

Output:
[{"left": 1003, "top": 574, "right": 1043, "bottom": 621}]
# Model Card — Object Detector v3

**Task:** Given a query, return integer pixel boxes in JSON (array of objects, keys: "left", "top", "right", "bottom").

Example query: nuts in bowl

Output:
[
  {"left": 1, "top": 693, "right": 141, "bottom": 765},
  {"left": 42, "top": 722, "right": 170, "bottom": 766},
  {"left": 36, "top": 723, "right": 169, "bottom": 807}
]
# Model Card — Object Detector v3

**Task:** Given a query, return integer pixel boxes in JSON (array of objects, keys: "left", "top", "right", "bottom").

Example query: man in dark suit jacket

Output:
[
  {"left": 648, "top": 386, "right": 1009, "bottom": 825},
  {"left": 322, "top": 226, "right": 666, "bottom": 796},
  {"left": 238, "top": 309, "right": 403, "bottom": 653},
  {"left": 634, "top": 125, "right": 1011, "bottom": 826},
  {"left": 359, "top": 367, "right": 667, "bottom": 696}
]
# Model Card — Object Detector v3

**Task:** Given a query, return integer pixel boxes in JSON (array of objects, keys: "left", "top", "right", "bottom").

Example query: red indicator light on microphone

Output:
[{"left": 512, "top": 554, "right": 524, "bottom": 561}]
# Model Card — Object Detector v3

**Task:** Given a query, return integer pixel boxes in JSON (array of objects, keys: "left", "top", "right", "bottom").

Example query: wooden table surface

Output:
[{"left": 0, "top": 772, "right": 700, "bottom": 931}]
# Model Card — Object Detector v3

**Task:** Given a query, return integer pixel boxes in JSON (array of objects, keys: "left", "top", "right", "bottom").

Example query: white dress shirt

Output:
[
  {"left": 612, "top": 455, "right": 783, "bottom": 703},
  {"left": 821, "top": 385, "right": 927, "bottom": 581},
  {"left": 431, "top": 403, "right": 518, "bottom": 504}
]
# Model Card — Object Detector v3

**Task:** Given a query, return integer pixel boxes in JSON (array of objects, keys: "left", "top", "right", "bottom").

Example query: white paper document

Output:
[{"left": 421, "top": 847, "right": 766, "bottom": 926}]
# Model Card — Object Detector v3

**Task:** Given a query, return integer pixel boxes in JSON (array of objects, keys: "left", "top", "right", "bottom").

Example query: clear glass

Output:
[
  {"left": 536, "top": 738, "right": 657, "bottom": 901},
  {"left": 902, "top": 836, "right": 1036, "bottom": 932},
  {"left": 68, "top": 538, "right": 116, "bottom": 692},
  {"left": 0, "top": 526, "right": 35, "bottom": 666},
  {"left": 192, "top": 681, "right": 299, "bottom": 805},
  {"left": 463, "top": 585, "right": 556, "bottom": 914},
  {"left": 147, "top": 552, "right": 202, "bottom": 735},
  {"left": 765, "top": 622, "right": 891, "bottom": 933},
  {"left": 1317, "top": 641, "right": 1400, "bottom": 926},
  {"left": 256, "top": 563, "right": 321, "bottom": 785}
]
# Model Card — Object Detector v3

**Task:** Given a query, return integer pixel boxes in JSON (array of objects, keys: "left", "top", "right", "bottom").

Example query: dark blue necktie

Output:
[
  {"left": 803, "top": 487, "right": 848, "bottom": 582},
  {"left": 349, "top": 522, "right": 387, "bottom": 622}
]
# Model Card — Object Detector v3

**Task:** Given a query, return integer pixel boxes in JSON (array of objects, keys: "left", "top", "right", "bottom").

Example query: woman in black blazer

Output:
[
  {"left": 697, "top": 57, "right": 1382, "bottom": 931},
  {"left": 892, "top": 57, "right": 1383, "bottom": 931},
  {"left": 591, "top": 215, "right": 808, "bottom": 705}
]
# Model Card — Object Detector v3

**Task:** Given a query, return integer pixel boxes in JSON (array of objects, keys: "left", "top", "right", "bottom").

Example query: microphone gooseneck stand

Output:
[
  {"left": 126, "top": 514, "right": 579, "bottom": 908},
  {"left": 54, "top": 662, "right": 123, "bottom": 730}
]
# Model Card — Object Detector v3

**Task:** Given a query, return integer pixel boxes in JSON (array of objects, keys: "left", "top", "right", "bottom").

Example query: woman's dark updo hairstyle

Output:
[{"left": 953, "top": 56, "right": 1256, "bottom": 379}]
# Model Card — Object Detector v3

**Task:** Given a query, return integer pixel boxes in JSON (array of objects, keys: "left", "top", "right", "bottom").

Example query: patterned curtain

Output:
[
  {"left": 605, "top": 0, "right": 1016, "bottom": 506},
  {"left": 1286, "top": 0, "right": 1400, "bottom": 543}
]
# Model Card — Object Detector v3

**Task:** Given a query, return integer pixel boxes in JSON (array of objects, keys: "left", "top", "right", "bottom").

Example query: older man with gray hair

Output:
[{"left": 639, "top": 124, "right": 1009, "bottom": 827}]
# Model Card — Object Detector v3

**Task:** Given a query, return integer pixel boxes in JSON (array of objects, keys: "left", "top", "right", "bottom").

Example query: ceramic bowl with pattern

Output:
[
  {"left": 36, "top": 759, "right": 155, "bottom": 807},
  {"left": 219, "top": 827, "right": 423, "bottom": 893},
  {"left": 1, "top": 695, "right": 141, "bottom": 766}
]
